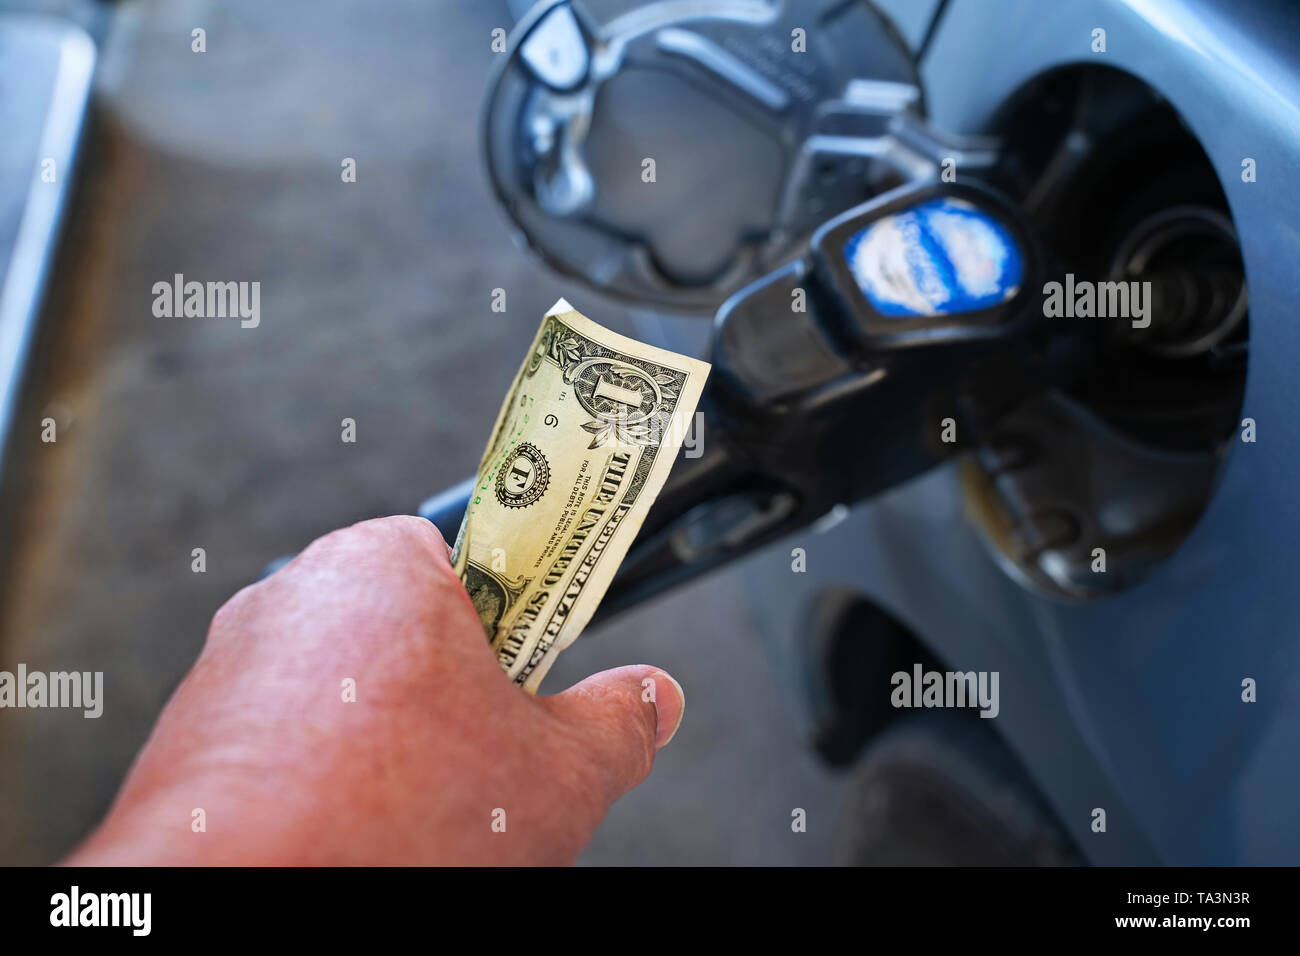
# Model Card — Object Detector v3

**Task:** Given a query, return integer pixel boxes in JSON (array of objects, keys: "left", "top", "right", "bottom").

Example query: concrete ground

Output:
[{"left": 0, "top": 0, "right": 844, "bottom": 865}]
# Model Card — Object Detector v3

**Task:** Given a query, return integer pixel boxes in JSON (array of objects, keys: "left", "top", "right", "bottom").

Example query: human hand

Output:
[{"left": 67, "top": 516, "right": 684, "bottom": 865}]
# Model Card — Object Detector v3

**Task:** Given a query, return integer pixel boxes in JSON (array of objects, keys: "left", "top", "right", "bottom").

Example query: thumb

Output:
[{"left": 539, "top": 665, "right": 686, "bottom": 799}]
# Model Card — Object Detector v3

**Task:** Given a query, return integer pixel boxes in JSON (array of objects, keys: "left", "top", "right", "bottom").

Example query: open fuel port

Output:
[{"left": 961, "top": 66, "right": 1248, "bottom": 598}]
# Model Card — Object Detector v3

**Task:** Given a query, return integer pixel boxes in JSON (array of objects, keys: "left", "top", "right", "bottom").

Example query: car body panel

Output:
[{"left": 744, "top": 0, "right": 1300, "bottom": 865}]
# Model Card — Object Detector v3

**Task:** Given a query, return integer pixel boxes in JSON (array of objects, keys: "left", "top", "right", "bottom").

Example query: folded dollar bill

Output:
[{"left": 450, "top": 299, "right": 711, "bottom": 693}]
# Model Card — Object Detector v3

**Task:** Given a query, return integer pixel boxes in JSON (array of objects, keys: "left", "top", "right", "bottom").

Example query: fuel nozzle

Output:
[
  {"left": 598, "top": 181, "right": 1094, "bottom": 615},
  {"left": 711, "top": 180, "right": 1071, "bottom": 420}
]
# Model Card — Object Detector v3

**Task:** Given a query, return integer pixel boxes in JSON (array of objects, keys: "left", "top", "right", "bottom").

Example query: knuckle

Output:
[
  {"left": 395, "top": 516, "right": 453, "bottom": 562},
  {"left": 361, "top": 514, "right": 444, "bottom": 546},
  {"left": 340, "top": 515, "right": 450, "bottom": 565},
  {"left": 295, "top": 524, "right": 357, "bottom": 564},
  {"left": 206, "top": 580, "right": 261, "bottom": 643},
  {"left": 293, "top": 516, "right": 443, "bottom": 570}
]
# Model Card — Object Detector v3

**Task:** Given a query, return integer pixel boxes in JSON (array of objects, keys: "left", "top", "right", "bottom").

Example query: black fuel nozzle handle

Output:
[
  {"left": 422, "top": 181, "right": 1090, "bottom": 623},
  {"left": 597, "top": 180, "right": 1099, "bottom": 618}
]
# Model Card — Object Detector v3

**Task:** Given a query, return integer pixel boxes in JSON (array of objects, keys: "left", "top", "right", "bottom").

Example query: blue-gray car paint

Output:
[{"left": 741, "top": 0, "right": 1300, "bottom": 865}]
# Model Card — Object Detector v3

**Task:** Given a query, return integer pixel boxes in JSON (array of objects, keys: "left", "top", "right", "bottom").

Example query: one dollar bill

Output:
[{"left": 450, "top": 299, "right": 710, "bottom": 693}]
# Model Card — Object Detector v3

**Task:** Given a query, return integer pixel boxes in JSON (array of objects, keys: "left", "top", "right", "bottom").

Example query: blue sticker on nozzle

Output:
[{"left": 843, "top": 197, "right": 1024, "bottom": 318}]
